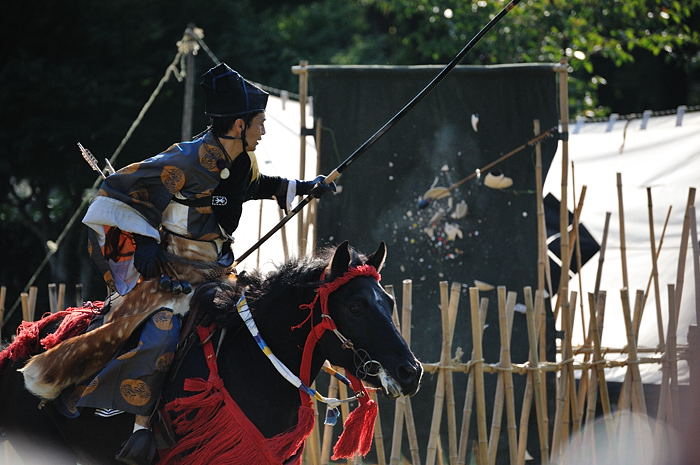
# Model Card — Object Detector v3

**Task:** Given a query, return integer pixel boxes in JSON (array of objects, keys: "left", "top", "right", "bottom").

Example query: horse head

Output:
[{"left": 316, "top": 241, "right": 423, "bottom": 398}]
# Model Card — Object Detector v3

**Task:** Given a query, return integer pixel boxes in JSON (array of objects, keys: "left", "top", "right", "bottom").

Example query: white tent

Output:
[
  {"left": 544, "top": 110, "right": 700, "bottom": 383},
  {"left": 232, "top": 94, "right": 318, "bottom": 273}
]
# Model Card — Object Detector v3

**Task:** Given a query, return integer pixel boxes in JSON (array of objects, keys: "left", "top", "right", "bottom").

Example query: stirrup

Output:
[{"left": 115, "top": 429, "right": 156, "bottom": 465}]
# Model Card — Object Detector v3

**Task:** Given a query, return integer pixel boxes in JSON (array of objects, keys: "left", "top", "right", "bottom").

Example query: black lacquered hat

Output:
[{"left": 201, "top": 63, "right": 268, "bottom": 117}]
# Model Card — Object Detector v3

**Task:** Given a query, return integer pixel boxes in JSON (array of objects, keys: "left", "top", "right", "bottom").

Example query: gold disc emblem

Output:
[
  {"left": 156, "top": 352, "right": 175, "bottom": 372},
  {"left": 120, "top": 379, "right": 152, "bottom": 407},
  {"left": 152, "top": 310, "right": 173, "bottom": 331},
  {"left": 160, "top": 166, "right": 186, "bottom": 194}
]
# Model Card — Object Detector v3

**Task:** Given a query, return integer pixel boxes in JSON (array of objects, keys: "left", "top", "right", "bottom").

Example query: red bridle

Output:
[{"left": 294, "top": 264, "right": 382, "bottom": 459}]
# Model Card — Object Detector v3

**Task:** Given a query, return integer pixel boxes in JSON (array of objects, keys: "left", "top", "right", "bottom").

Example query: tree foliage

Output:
[{"left": 0, "top": 0, "right": 698, "bottom": 330}]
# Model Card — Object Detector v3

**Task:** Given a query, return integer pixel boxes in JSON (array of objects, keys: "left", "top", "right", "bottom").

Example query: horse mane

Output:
[{"left": 194, "top": 245, "right": 369, "bottom": 329}]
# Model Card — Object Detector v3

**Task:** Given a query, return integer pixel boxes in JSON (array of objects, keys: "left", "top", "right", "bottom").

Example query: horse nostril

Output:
[{"left": 396, "top": 362, "right": 420, "bottom": 386}]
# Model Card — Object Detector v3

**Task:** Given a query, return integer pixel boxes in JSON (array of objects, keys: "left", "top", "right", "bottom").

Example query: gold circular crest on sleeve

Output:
[
  {"left": 152, "top": 310, "right": 174, "bottom": 331},
  {"left": 198, "top": 144, "right": 220, "bottom": 172},
  {"left": 120, "top": 379, "right": 152, "bottom": 407},
  {"left": 160, "top": 166, "right": 186, "bottom": 194},
  {"left": 156, "top": 352, "right": 175, "bottom": 372}
]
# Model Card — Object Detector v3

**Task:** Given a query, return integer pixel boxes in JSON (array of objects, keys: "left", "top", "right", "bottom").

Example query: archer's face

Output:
[{"left": 245, "top": 112, "right": 266, "bottom": 151}]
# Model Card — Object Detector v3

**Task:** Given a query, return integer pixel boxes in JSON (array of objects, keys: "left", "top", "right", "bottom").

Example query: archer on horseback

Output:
[{"left": 19, "top": 63, "right": 335, "bottom": 465}]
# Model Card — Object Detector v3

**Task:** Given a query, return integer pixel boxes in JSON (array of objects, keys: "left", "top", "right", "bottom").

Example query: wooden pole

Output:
[
  {"left": 457, "top": 298, "right": 489, "bottom": 465},
  {"left": 667, "top": 285, "right": 680, "bottom": 427},
  {"left": 402, "top": 280, "right": 421, "bottom": 465},
  {"left": 488, "top": 287, "right": 517, "bottom": 465},
  {"left": 0, "top": 286, "right": 6, "bottom": 333},
  {"left": 674, "top": 188, "right": 696, "bottom": 329},
  {"left": 371, "top": 389, "right": 387, "bottom": 465},
  {"left": 277, "top": 209, "right": 290, "bottom": 262},
  {"left": 616, "top": 172, "right": 630, "bottom": 289},
  {"left": 48, "top": 283, "right": 58, "bottom": 313},
  {"left": 180, "top": 25, "right": 196, "bottom": 141},
  {"left": 426, "top": 281, "right": 460, "bottom": 465},
  {"left": 646, "top": 188, "right": 666, "bottom": 347},
  {"left": 75, "top": 283, "right": 83, "bottom": 307},
  {"left": 297, "top": 60, "right": 309, "bottom": 257},
  {"left": 689, "top": 206, "right": 700, "bottom": 335},
  {"left": 469, "top": 287, "right": 489, "bottom": 465},
  {"left": 593, "top": 213, "right": 612, "bottom": 296},
  {"left": 571, "top": 164, "right": 587, "bottom": 342},
  {"left": 534, "top": 119, "right": 548, "bottom": 297},
  {"left": 524, "top": 287, "right": 548, "bottom": 465},
  {"left": 446, "top": 283, "right": 461, "bottom": 465},
  {"left": 620, "top": 289, "right": 647, "bottom": 415},
  {"left": 307, "top": 392, "right": 321, "bottom": 465},
  {"left": 57, "top": 283, "right": 66, "bottom": 312},
  {"left": 386, "top": 284, "right": 405, "bottom": 465},
  {"left": 320, "top": 375, "right": 339, "bottom": 465}
]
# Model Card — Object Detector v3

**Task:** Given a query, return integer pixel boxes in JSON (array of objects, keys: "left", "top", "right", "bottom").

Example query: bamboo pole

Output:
[
  {"left": 587, "top": 292, "right": 612, "bottom": 424},
  {"left": 616, "top": 173, "right": 630, "bottom": 290},
  {"left": 469, "top": 287, "right": 488, "bottom": 465},
  {"left": 620, "top": 289, "right": 647, "bottom": 415},
  {"left": 57, "top": 283, "right": 66, "bottom": 311},
  {"left": 446, "top": 283, "right": 461, "bottom": 465},
  {"left": 571, "top": 164, "right": 587, "bottom": 342},
  {"left": 524, "top": 288, "right": 548, "bottom": 464},
  {"left": 639, "top": 206, "right": 672, "bottom": 348},
  {"left": 534, "top": 119, "right": 548, "bottom": 298},
  {"left": 619, "top": 289, "right": 645, "bottom": 409},
  {"left": 515, "top": 370, "right": 534, "bottom": 465},
  {"left": 306, "top": 390, "right": 321, "bottom": 465},
  {"left": 401, "top": 280, "right": 421, "bottom": 465},
  {"left": 277, "top": 208, "right": 291, "bottom": 262},
  {"left": 593, "top": 213, "right": 612, "bottom": 296},
  {"left": 674, "top": 188, "right": 696, "bottom": 330},
  {"left": 647, "top": 188, "right": 666, "bottom": 347},
  {"left": 0, "top": 286, "right": 6, "bottom": 333},
  {"left": 48, "top": 283, "right": 58, "bottom": 313},
  {"left": 667, "top": 285, "right": 680, "bottom": 427},
  {"left": 426, "top": 281, "right": 459, "bottom": 465},
  {"left": 297, "top": 59, "right": 308, "bottom": 257},
  {"left": 74, "top": 283, "right": 82, "bottom": 307},
  {"left": 689, "top": 206, "right": 700, "bottom": 335},
  {"left": 386, "top": 284, "right": 405, "bottom": 465},
  {"left": 320, "top": 375, "right": 339, "bottom": 465},
  {"left": 551, "top": 288, "right": 574, "bottom": 461},
  {"left": 456, "top": 298, "right": 489, "bottom": 465},
  {"left": 371, "top": 389, "right": 387, "bottom": 465},
  {"left": 534, "top": 292, "right": 550, "bottom": 453},
  {"left": 487, "top": 287, "right": 517, "bottom": 465}
]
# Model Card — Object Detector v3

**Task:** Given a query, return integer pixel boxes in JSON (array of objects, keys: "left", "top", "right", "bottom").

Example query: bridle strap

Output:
[{"left": 297, "top": 265, "right": 381, "bottom": 391}]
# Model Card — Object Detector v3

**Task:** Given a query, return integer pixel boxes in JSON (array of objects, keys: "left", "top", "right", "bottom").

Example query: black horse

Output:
[{"left": 0, "top": 241, "right": 423, "bottom": 464}]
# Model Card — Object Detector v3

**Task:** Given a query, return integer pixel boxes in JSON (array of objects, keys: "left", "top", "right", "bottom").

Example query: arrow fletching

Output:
[{"left": 77, "top": 142, "right": 106, "bottom": 179}]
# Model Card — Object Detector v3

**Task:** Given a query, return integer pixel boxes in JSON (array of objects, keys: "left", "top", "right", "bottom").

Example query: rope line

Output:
[{"left": 3, "top": 48, "right": 187, "bottom": 326}]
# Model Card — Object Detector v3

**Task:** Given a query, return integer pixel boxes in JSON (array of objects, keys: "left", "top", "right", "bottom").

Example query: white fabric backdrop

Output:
[{"left": 544, "top": 111, "right": 700, "bottom": 383}]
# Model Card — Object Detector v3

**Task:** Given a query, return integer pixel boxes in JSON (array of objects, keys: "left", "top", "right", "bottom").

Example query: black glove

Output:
[
  {"left": 132, "top": 234, "right": 162, "bottom": 279},
  {"left": 297, "top": 175, "right": 337, "bottom": 198}
]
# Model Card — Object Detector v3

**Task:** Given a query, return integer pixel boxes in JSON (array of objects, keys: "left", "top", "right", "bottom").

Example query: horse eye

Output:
[{"left": 347, "top": 302, "right": 363, "bottom": 314}]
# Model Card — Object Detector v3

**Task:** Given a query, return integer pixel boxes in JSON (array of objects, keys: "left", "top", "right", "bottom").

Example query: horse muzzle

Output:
[{"left": 377, "top": 359, "right": 423, "bottom": 398}]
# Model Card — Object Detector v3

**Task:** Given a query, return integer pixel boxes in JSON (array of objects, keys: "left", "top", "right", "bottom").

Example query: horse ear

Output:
[
  {"left": 366, "top": 241, "right": 387, "bottom": 272},
  {"left": 329, "top": 241, "right": 351, "bottom": 278}
]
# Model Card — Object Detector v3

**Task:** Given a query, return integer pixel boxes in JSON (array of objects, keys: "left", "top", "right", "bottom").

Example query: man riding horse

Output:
[{"left": 20, "top": 63, "right": 335, "bottom": 464}]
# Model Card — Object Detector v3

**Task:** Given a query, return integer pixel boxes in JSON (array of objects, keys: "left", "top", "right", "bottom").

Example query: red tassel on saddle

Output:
[{"left": 0, "top": 303, "right": 101, "bottom": 369}]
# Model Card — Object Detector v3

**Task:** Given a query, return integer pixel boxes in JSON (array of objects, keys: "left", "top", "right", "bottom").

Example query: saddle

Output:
[{"left": 20, "top": 234, "right": 236, "bottom": 403}]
